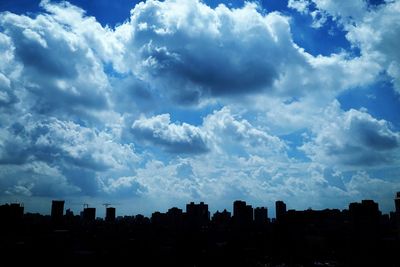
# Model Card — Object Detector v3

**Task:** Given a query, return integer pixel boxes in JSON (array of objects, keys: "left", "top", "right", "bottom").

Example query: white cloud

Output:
[
  {"left": 132, "top": 113, "right": 209, "bottom": 153},
  {"left": 102, "top": 176, "right": 147, "bottom": 198},
  {"left": 0, "top": 115, "right": 139, "bottom": 197},
  {"left": 292, "top": 0, "right": 400, "bottom": 93},
  {"left": 0, "top": 115, "right": 138, "bottom": 170},
  {"left": 346, "top": 171, "right": 400, "bottom": 210},
  {"left": 288, "top": 0, "right": 310, "bottom": 14},
  {"left": 0, "top": 32, "right": 21, "bottom": 109},
  {"left": 131, "top": 107, "right": 287, "bottom": 157},
  {"left": 312, "top": 0, "right": 367, "bottom": 23},
  {"left": 0, "top": 0, "right": 398, "bottom": 214},
  {"left": 116, "top": 0, "right": 314, "bottom": 104},
  {"left": 203, "top": 107, "right": 287, "bottom": 156},
  {"left": 0, "top": 2, "right": 117, "bottom": 117},
  {"left": 346, "top": 0, "right": 400, "bottom": 93},
  {"left": 1, "top": 161, "right": 81, "bottom": 197},
  {"left": 301, "top": 101, "right": 400, "bottom": 168}
]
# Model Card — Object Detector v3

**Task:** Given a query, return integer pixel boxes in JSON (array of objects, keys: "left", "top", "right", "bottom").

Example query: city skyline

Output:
[
  {"left": 4, "top": 191, "right": 400, "bottom": 219},
  {"left": 0, "top": 0, "right": 399, "bottom": 216},
  {"left": 2, "top": 194, "right": 399, "bottom": 266}
]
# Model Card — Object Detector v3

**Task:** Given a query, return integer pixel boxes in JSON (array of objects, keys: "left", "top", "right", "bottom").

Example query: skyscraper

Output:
[
  {"left": 106, "top": 207, "right": 116, "bottom": 222},
  {"left": 82, "top": 207, "right": 96, "bottom": 222},
  {"left": 186, "top": 201, "right": 209, "bottom": 227},
  {"left": 0, "top": 203, "right": 24, "bottom": 223},
  {"left": 212, "top": 209, "right": 231, "bottom": 225},
  {"left": 233, "top": 200, "right": 253, "bottom": 225},
  {"left": 395, "top": 192, "right": 400, "bottom": 213},
  {"left": 51, "top": 200, "right": 64, "bottom": 221},
  {"left": 254, "top": 207, "right": 268, "bottom": 224},
  {"left": 275, "top": 200, "right": 286, "bottom": 221}
]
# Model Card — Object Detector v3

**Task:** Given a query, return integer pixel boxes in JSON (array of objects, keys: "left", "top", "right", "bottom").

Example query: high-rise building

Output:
[
  {"left": 51, "top": 200, "right": 64, "bottom": 221},
  {"left": 166, "top": 207, "right": 183, "bottom": 227},
  {"left": 233, "top": 200, "right": 253, "bottom": 225},
  {"left": 275, "top": 200, "right": 286, "bottom": 221},
  {"left": 82, "top": 207, "right": 96, "bottom": 221},
  {"left": 0, "top": 203, "right": 24, "bottom": 223},
  {"left": 349, "top": 200, "right": 381, "bottom": 238},
  {"left": 395, "top": 192, "right": 400, "bottom": 213},
  {"left": 10, "top": 203, "right": 24, "bottom": 220},
  {"left": 212, "top": 209, "right": 231, "bottom": 225},
  {"left": 151, "top": 211, "right": 167, "bottom": 225},
  {"left": 349, "top": 200, "right": 380, "bottom": 219},
  {"left": 254, "top": 207, "right": 268, "bottom": 224},
  {"left": 105, "top": 207, "right": 116, "bottom": 222},
  {"left": 186, "top": 201, "right": 209, "bottom": 227}
]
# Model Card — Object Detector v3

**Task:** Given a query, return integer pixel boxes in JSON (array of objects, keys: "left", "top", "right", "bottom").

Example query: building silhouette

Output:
[
  {"left": 349, "top": 199, "right": 381, "bottom": 239},
  {"left": 2, "top": 196, "right": 400, "bottom": 267},
  {"left": 186, "top": 201, "right": 209, "bottom": 227},
  {"left": 395, "top": 192, "right": 400, "bottom": 213},
  {"left": 166, "top": 207, "right": 183, "bottom": 228},
  {"left": 51, "top": 200, "right": 64, "bottom": 222},
  {"left": 254, "top": 207, "right": 268, "bottom": 224},
  {"left": 233, "top": 200, "right": 253, "bottom": 225},
  {"left": 82, "top": 207, "right": 96, "bottom": 221},
  {"left": 151, "top": 211, "right": 166, "bottom": 226},
  {"left": 105, "top": 207, "right": 116, "bottom": 222},
  {"left": 349, "top": 200, "right": 380, "bottom": 222},
  {"left": 275, "top": 200, "right": 286, "bottom": 221},
  {"left": 212, "top": 209, "right": 231, "bottom": 226},
  {"left": 0, "top": 203, "right": 24, "bottom": 224}
]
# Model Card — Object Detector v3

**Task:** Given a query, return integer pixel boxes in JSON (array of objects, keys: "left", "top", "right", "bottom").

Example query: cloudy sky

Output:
[{"left": 0, "top": 0, "right": 399, "bottom": 217}]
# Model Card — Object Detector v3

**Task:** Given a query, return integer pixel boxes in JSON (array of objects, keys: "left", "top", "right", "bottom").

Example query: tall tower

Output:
[
  {"left": 395, "top": 192, "right": 400, "bottom": 213},
  {"left": 82, "top": 207, "right": 96, "bottom": 222},
  {"left": 233, "top": 200, "right": 253, "bottom": 225},
  {"left": 275, "top": 200, "right": 286, "bottom": 221},
  {"left": 186, "top": 201, "right": 209, "bottom": 227},
  {"left": 254, "top": 207, "right": 268, "bottom": 224},
  {"left": 105, "top": 207, "right": 116, "bottom": 222},
  {"left": 51, "top": 200, "right": 64, "bottom": 221}
]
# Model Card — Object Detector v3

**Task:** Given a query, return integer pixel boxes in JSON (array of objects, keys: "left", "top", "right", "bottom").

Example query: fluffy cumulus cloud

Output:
[
  {"left": 0, "top": 0, "right": 399, "bottom": 214},
  {"left": 116, "top": 0, "right": 334, "bottom": 104},
  {"left": 0, "top": 115, "right": 139, "bottom": 197},
  {"left": 132, "top": 113, "right": 209, "bottom": 154},
  {"left": 131, "top": 107, "right": 287, "bottom": 157},
  {"left": 346, "top": 0, "right": 400, "bottom": 93},
  {"left": 301, "top": 101, "right": 400, "bottom": 168},
  {"left": 0, "top": 116, "right": 138, "bottom": 169},
  {"left": 113, "top": 0, "right": 383, "bottom": 105},
  {"left": 346, "top": 171, "right": 400, "bottom": 210},
  {"left": 0, "top": 31, "right": 22, "bottom": 111},
  {"left": 202, "top": 107, "right": 287, "bottom": 156},
  {"left": 0, "top": 1, "right": 119, "bottom": 118},
  {"left": 125, "top": 108, "right": 298, "bottom": 211},
  {"left": 1, "top": 161, "right": 81, "bottom": 198},
  {"left": 289, "top": 0, "right": 400, "bottom": 93}
]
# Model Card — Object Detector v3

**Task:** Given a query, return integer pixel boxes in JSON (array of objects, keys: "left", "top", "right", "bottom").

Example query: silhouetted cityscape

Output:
[{"left": 1, "top": 193, "right": 400, "bottom": 266}]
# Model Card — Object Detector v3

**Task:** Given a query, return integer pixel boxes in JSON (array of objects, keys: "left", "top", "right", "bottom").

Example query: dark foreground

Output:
[{"left": 1, "top": 199, "right": 400, "bottom": 267}]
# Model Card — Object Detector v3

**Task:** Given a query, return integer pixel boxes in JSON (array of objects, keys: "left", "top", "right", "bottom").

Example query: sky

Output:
[{"left": 0, "top": 0, "right": 399, "bottom": 217}]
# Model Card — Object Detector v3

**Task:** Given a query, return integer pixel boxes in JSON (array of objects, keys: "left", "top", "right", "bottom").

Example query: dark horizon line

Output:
[{"left": 3, "top": 192, "right": 400, "bottom": 219}]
